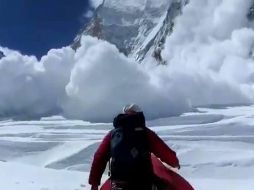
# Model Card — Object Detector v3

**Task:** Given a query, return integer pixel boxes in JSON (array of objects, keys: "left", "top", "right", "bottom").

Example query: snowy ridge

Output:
[
  {"left": 134, "top": 0, "right": 186, "bottom": 62},
  {"left": 104, "top": 0, "right": 147, "bottom": 11}
]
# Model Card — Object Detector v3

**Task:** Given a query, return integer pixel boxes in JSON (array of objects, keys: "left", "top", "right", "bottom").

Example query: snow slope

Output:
[
  {"left": 0, "top": 105, "right": 254, "bottom": 190},
  {"left": 0, "top": 162, "right": 87, "bottom": 190}
]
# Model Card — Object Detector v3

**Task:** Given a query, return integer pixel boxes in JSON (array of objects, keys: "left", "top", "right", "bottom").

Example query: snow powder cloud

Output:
[
  {"left": 0, "top": 47, "right": 75, "bottom": 119},
  {"left": 0, "top": 37, "right": 189, "bottom": 121},
  {"left": 161, "top": 0, "right": 254, "bottom": 106},
  {"left": 62, "top": 37, "right": 188, "bottom": 121}
]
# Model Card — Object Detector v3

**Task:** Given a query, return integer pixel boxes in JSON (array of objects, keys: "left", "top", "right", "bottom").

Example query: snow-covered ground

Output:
[{"left": 0, "top": 105, "right": 254, "bottom": 190}]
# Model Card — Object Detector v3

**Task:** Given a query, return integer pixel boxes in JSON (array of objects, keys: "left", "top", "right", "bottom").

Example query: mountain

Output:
[
  {"left": 73, "top": 0, "right": 254, "bottom": 64},
  {"left": 73, "top": 0, "right": 188, "bottom": 64}
]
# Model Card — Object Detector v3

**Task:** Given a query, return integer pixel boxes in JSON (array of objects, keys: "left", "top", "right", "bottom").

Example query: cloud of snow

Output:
[
  {"left": 0, "top": 37, "right": 189, "bottom": 121},
  {"left": 0, "top": 47, "right": 75, "bottom": 119},
  {"left": 62, "top": 37, "right": 188, "bottom": 121},
  {"left": 161, "top": 0, "right": 254, "bottom": 106},
  {"left": 1, "top": 0, "right": 254, "bottom": 121}
]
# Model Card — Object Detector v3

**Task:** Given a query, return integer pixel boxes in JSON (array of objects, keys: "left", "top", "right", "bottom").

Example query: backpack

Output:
[{"left": 110, "top": 113, "right": 153, "bottom": 182}]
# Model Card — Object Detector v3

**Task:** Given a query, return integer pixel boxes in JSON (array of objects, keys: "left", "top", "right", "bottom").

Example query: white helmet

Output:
[{"left": 122, "top": 104, "right": 142, "bottom": 113}]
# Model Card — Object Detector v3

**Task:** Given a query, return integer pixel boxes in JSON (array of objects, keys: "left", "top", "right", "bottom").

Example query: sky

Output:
[{"left": 0, "top": 0, "right": 92, "bottom": 58}]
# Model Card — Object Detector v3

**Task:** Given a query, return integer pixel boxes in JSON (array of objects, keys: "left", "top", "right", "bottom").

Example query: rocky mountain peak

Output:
[{"left": 73, "top": 0, "right": 183, "bottom": 61}]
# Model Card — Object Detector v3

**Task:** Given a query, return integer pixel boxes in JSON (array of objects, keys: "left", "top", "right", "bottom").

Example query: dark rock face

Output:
[
  {"left": 248, "top": 3, "right": 254, "bottom": 21},
  {"left": 0, "top": 51, "right": 4, "bottom": 59}
]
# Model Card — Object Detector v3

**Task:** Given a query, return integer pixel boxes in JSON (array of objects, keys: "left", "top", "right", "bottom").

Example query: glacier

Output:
[{"left": 0, "top": 106, "right": 254, "bottom": 189}]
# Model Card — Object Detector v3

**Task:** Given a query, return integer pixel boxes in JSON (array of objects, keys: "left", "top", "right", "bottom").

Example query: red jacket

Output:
[{"left": 89, "top": 127, "right": 180, "bottom": 186}]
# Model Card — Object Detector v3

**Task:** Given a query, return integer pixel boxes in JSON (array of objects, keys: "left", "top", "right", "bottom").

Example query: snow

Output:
[
  {"left": 146, "top": 0, "right": 172, "bottom": 9},
  {"left": 0, "top": 105, "right": 254, "bottom": 190},
  {"left": 104, "top": 0, "right": 171, "bottom": 11},
  {"left": 64, "top": 37, "right": 190, "bottom": 122},
  {"left": 89, "top": 0, "right": 104, "bottom": 9},
  {"left": 0, "top": 162, "right": 87, "bottom": 190},
  {"left": 161, "top": 0, "right": 254, "bottom": 107},
  {"left": 0, "top": 36, "right": 191, "bottom": 122},
  {"left": 1, "top": 0, "right": 254, "bottom": 188},
  {"left": 136, "top": 11, "right": 168, "bottom": 53},
  {"left": 191, "top": 179, "right": 253, "bottom": 190},
  {"left": 104, "top": 0, "right": 147, "bottom": 11}
]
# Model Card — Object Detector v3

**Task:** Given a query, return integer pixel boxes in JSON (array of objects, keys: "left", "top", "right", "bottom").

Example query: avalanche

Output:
[{"left": 1, "top": 0, "right": 254, "bottom": 122}]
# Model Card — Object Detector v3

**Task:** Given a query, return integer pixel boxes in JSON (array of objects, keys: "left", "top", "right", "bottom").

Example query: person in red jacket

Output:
[{"left": 89, "top": 104, "right": 180, "bottom": 190}]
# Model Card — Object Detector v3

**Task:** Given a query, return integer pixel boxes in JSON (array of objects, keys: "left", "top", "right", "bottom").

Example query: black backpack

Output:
[{"left": 110, "top": 113, "right": 153, "bottom": 182}]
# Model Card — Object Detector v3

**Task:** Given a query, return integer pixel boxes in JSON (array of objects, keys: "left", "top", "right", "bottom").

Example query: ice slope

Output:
[{"left": 0, "top": 105, "right": 254, "bottom": 190}]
